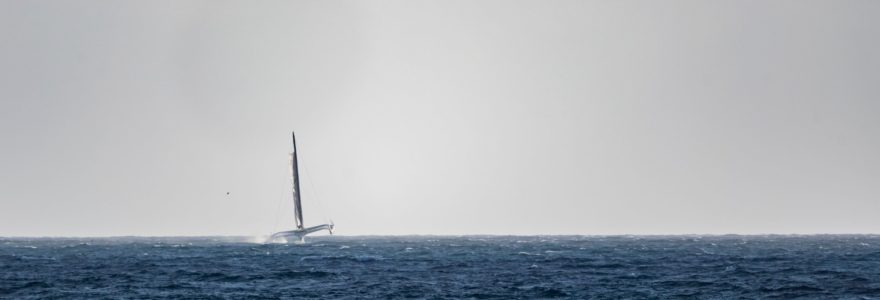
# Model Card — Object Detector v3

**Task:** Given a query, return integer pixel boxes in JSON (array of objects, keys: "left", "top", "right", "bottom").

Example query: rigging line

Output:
[
  {"left": 271, "top": 154, "right": 287, "bottom": 236},
  {"left": 298, "top": 143, "right": 331, "bottom": 223}
]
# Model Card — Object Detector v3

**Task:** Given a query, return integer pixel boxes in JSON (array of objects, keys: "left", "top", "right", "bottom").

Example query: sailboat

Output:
[{"left": 267, "top": 132, "right": 334, "bottom": 243}]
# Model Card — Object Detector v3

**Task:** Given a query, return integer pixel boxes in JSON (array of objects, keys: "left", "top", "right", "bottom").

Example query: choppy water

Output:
[{"left": 2, "top": 235, "right": 880, "bottom": 299}]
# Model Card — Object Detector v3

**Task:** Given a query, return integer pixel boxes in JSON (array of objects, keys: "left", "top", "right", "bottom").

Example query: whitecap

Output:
[{"left": 353, "top": 254, "right": 384, "bottom": 262}]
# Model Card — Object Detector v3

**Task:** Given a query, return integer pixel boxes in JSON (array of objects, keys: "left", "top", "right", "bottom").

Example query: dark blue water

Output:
[{"left": 2, "top": 235, "right": 880, "bottom": 299}]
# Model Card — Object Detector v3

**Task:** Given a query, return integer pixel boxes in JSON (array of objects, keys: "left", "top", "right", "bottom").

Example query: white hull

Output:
[{"left": 267, "top": 224, "right": 333, "bottom": 243}]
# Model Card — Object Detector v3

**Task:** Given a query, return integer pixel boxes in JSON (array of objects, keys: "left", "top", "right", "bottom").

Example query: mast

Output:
[{"left": 291, "top": 131, "right": 304, "bottom": 229}]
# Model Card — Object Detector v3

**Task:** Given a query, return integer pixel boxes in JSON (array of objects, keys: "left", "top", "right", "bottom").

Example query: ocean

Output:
[{"left": 2, "top": 235, "right": 879, "bottom": 299}]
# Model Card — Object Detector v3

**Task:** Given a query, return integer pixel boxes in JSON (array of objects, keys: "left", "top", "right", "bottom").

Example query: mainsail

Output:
[{"left": 291, "top": 131, "right": 304, "bottom": 229}]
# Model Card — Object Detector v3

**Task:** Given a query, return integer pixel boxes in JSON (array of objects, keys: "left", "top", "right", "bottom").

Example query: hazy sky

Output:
[{"left": 1, "top": 1, "right": 879, "bottom": 236}]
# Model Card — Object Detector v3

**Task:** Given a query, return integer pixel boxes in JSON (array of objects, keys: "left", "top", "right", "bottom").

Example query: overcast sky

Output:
[{"left": 1, "top": 0, "right": 878, "bottom": 236}]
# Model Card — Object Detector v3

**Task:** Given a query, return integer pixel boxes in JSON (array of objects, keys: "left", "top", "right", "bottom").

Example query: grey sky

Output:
[{"left": 1, "top": 1, "right": 878, "bottom": 236}]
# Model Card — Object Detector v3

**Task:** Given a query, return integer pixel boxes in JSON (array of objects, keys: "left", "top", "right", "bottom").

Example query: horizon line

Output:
[{"left": 3, "top": 233, "right": 879, "bottom": 239}]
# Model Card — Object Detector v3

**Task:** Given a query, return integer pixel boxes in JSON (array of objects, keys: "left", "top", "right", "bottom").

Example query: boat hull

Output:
[{"left": 267, "top": 224, "right": 333, "bottom": 243}]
